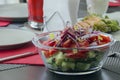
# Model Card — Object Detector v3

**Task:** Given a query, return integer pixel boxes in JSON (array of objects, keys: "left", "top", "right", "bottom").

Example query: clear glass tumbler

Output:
[{"left": 86, "top": 0, "right": 109, "bottom": 16}]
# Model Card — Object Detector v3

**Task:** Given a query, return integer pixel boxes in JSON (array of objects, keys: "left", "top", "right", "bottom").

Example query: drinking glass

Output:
[
  {"left": 27, "top": 0, "right": 44, "bottom": 31},
  {"left": 86, "top": 0, "right": 109, "bottom": 16},
  {"left": 44, "top": 0, "right": 80, "bottom": 26}
]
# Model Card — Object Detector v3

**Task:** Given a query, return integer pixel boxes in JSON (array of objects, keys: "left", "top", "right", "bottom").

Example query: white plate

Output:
[
  {"left": 0, "top": 3, "right": 28, "bottom": 22},
  {"left": 0, "top": 28, "right": 35, "bottom": 50}
]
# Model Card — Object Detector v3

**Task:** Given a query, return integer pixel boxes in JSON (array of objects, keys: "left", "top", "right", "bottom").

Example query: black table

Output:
[
  {"left": 0, "top": 66, "right": 120, "bottom": 80},
  {"left": 0, "top": 0, "right": 120, "bottom": 80}
]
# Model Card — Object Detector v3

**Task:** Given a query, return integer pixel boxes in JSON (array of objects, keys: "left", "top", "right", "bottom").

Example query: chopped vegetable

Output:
[
  {"left": 41, "top": 25, "right": 112, "bottom": 72},
  {"left": 76, "top": 15, "right": 120, "bottom": 33}
]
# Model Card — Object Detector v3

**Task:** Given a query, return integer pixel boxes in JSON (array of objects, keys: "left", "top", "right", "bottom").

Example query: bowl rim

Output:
[{"left": 33, "top": 30, "right": 115, "bottom": 50}]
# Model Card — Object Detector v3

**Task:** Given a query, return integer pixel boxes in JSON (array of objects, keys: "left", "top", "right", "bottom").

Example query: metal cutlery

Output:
[
  {"left": 103, "top": 41, "right": 120, "bottom": 75},
  {"left": 0, "top": 51, "right": 38, "bottom": 62}
]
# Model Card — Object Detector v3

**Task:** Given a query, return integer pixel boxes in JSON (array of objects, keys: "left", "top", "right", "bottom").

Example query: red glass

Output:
[{"left": 28, "top": 0, "right": 43, "bottom": 23}]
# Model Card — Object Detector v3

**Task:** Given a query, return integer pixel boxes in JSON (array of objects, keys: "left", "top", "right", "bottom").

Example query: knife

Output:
[{"left": 0, "top": 51, "right": 38, "bottom": 62}]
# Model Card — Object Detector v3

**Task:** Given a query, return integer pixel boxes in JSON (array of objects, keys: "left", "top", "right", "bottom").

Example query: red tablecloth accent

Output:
[
  {"left": 0, "top": 42, "right": 44, "bottom": 66},
  {"left": 109, "top": 0, "right": 120, "bottom": 7},
  {"left": 0, "top": 21, "right": 10, "bottom": 27}
]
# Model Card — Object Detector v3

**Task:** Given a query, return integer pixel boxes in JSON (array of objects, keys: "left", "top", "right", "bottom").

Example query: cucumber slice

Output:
[
  {"left": 46, "top": 57, "right": 54, "bottom": 64},
  {"left": 55, "top": 52, "right": 65, "bottom": 66},
  {"left": 76, "top": 62, "right": 91, "bottom": 71},
  {"left": 61, "top": 61, "right": 75, "bottom": 71},
  {"left": 87, "top": 51, "right": 96, "bottom": 58},
  {"left": 64, "top": 58, "right": 75, "bottom": 62},
  {"left": 96, "top": 53, "right": 104, "bottom": 61}
]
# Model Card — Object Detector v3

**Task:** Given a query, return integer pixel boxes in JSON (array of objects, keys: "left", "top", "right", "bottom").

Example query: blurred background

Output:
[{"left": 0, "top": 0, "right": 26, "bottom": 4}]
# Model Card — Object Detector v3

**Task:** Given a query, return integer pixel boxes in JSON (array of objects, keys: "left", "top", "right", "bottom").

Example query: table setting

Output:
[
  {"left": 0, "top": 0, "right": 120, "bottom": 79},
  {"left": 0, "top": 28, "right": 44, "bottom": 66}
]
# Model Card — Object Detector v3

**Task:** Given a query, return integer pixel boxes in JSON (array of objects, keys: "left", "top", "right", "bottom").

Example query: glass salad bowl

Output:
[{"left": 32, "top": 28, "right": 115, "bottom": 75}]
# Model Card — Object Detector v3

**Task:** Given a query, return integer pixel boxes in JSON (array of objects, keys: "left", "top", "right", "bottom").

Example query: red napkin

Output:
[
  {"left": 109, "top": 0, "right": 120, "bottom": 7},
  {"left": 0, "top": 21, "right": 10, "bottom": 27},
  {"left": 0, "top": 42, "right": 44, "bottom": 66}
]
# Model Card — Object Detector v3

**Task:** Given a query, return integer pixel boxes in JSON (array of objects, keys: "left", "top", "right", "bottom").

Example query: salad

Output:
[
  {"left": 76, "top": 15, "right": 120, "bottom": 33},
  {"left": 40, "top": 26, "right": 112, "bottom": 73}
]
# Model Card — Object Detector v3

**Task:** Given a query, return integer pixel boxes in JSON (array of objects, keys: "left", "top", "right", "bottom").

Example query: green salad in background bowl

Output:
[
  {"left": 32, "top": 26, "right": 115, "bottom": 75},
  {"left": 76, "top": 15, "right": 120, "bottom": 33}
]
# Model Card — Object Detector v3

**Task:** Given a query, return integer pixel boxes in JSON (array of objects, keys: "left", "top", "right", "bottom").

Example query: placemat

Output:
[
  {"left": 0, "top": 42, "right": 44, "bottom": 66},
  {"left": 0, "top": 21, "right": 10, "bottom": 27},
  {"left": 109, "top": 0, "right": 120, "bottom": 7}
]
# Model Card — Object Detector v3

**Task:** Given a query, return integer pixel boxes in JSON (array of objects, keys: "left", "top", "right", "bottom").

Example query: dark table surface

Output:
[
  {"left": 0, "top": 66, "right": 120, "bottom": 80},
  {"left": 0, "top": 0, "right": 120, "bottom": 80}
]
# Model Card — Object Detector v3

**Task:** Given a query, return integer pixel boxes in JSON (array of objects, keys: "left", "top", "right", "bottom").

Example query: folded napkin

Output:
[
  {"left": 109, "top": 0, "right": 120, "bottom": 7},
  {"left": 0, "top": 42, "right": 44, "bottom": 66},
  {"left": 0, "top": 20, "right": 10, "bottom": 27}
]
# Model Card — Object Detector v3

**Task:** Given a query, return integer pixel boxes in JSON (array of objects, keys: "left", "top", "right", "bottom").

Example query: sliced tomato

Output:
[
  {"left": 62, "top": 39, "right": 72, "bottom": 47},
  {"left": 43, "top": 40, "right": 56, "bottom": 47},
  {"left": 97, "top": 35, "right": 111, "bottom": 45},
  {"left": 65, "top": 50, "right": 88, "bottom": 59},
  {"left": 48, "top": 41, "right": 56, "bottom": 46},
  {"left": 100, "top": 35, "right": 111, "bottom": 42},
  {"left": 49, "top": 49, "right": 57, "bottom": 56},
  {"left": 88, "top": 36, "right": 98, "bottom": 43},
  {"left": 70, "top": 43, "right": 77, "bottom": 48},
  {"left": 42, "top": 48, "right": 57, "bottom": 58},
  {"left": 88, "top": 34, "right": 111, "bottom": 45},
  {"left": 79, "top": 40, "right": 90, "bottom": 47},
  {"left": 62, "top": 49, "right": 73, "bottom": 53},
  {"left": 42, "top": 50, "right": 50, "bottom": 58}
]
